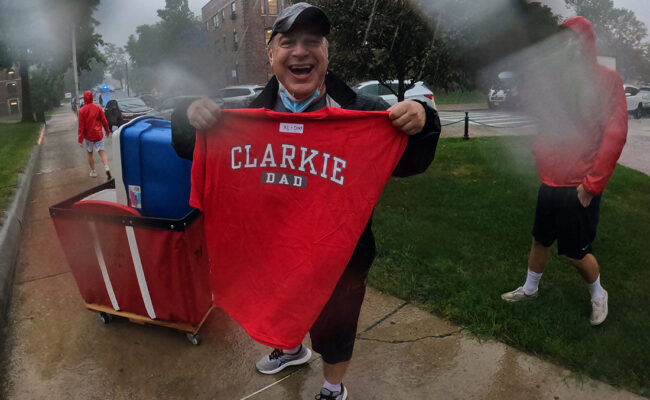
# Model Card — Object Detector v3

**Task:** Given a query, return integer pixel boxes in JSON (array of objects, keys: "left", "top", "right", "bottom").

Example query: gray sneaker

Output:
[
  {"left": 590, "top": 289, "right": 608, "bottom": 326},
  {"left": 501, "top": 286, "right": 538, "bottom": 302},
  {"left": 255, "top": 344, "right": 312, "bottom": 374},
  {"left": 315, "top": 383, "right": 347, "bottom": 400}
]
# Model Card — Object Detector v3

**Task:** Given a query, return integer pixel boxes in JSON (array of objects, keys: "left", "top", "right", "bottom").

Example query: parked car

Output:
[
  {"left": 138, "top": 93, "right": 162, "bottom": 109},
  {"left": 624, "top": 84, "right": 650, "bottom": 119},
  {"left": 214, "top": 85, "right": 264, "bottom": 108},
  {"left": 352, "top": 80, "right": 436, "bottom": 108},
  {"left": 487, "top": 71, "right": 520, "bottom": 109},
  {"left": 153, "top": 95, "right": 202, "bottom": 120},
  {"left": 104, "top": 97, "right": 154, "bottom": 126}
]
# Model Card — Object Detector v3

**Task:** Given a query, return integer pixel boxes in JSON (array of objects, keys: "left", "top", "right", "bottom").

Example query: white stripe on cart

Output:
[
  {"left": 125, "top": 226, "right": 157, "bottom": 319},
  {"left": 89, "top": 222, "right": 120, "bottom": 311}
]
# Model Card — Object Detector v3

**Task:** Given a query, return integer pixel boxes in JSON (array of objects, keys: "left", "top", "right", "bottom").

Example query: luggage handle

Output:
[{"left": 144, "top": 118, "right": 170, "bottom": 129}]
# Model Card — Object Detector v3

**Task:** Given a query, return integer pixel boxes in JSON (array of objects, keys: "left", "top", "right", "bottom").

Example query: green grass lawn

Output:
[
  {"left": 0, "top": 122, "right": 40, "bottom": 216},
  {"left": 371, "top": 136, "right": 650, "bottom": 396},
  {"left": 434, "top": 89, "right": 486, "bottom": 105}
]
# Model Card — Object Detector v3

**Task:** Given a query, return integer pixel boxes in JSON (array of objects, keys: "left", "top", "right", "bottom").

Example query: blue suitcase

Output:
[{"left": 113, "top": 117, "right": 193, "bottom": 219}]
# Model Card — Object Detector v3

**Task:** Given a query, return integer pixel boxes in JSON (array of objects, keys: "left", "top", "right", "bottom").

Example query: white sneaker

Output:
[
  {"left": 315, "top": 383, "right": 348, "bottom": 400},
  {"left": 501, "top": 286, "right": 538, "bottom": 302},
  {"left": 590, "top": 289, "right": 608, "bottom": 326},
  {"left": 89, "top": 170, "right": 98, "bottom": 177}
]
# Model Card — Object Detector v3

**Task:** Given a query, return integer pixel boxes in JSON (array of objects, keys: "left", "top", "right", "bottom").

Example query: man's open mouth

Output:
[{"left": 289, "top": 66, "right": 313, "bottom": 75}]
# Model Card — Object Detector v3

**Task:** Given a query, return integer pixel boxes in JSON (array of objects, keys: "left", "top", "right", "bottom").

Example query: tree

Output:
[
  {"left": 78, "top": 58, "right": 107, "bottom": 91},
  {"left": 126, "top": 0, "right": 213, "bottom": 95},
  {"left": 565, "top": 0, "right": 650, "bottom": 81},
  {"left": 30, "top": 64, "right": 65, "bottom": 122},
  {"left": 305, "top": 0, "right": 446, "bottom": 100},
  {"left": 435, "top": 0, "right": 558, "bottom": 90},
  {"left": 0, "top": 0, "right": 104, "bottom": 121},
  {"left": 103, "top": 43, "right": 127, "bottom": 88},
  {"left": 643, "top": 43, "right": 650, "bottom": 82},
  {"left": 303, "top": 0, "right": 558, "bottom": 94}
]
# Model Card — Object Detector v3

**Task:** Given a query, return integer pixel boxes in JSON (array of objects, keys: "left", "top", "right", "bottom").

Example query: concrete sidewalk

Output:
[{"left": 0, "top": 106, "right": 645, "bottom": 399}]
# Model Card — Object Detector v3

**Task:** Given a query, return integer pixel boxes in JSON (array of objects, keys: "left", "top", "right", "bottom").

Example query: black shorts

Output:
[
  {"left": 309, "top": 259, "right": 371, "bottom": 364},
  {"left": 532, "top": 184, "right": 601, "bottom": 259}
]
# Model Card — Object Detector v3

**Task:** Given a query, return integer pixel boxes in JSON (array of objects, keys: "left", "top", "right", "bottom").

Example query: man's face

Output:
[{"left": 268, "top": 27, "right": 329, "bottom": 100}]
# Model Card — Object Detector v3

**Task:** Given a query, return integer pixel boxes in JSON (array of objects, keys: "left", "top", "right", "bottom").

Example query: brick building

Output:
[
  {"left": 0, "top": 65, "right": 22, "bottom": 117},
  {"left": 201, "top": 0, "right": 289, "bottom": 87}
]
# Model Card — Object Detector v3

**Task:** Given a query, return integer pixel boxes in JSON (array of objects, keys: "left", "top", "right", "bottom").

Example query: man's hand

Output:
[
  {"left": 388, "top": 100, "right": 426, "bottom": 136},
  {"left": 187, "top": 97, "right": 222, "bottom": 131},
  {"left": 577, "top": 184, "right": 593, "bottom": 208}
]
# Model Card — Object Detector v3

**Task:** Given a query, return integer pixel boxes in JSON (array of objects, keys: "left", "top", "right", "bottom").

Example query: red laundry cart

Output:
[{"left": 50, "top": 180, "right": 213, "bottom": 345}]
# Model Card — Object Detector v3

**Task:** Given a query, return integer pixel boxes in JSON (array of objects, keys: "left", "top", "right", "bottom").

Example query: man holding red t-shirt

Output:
[{"left": 172, "top": 3, "right": 440, "bottom": 399}]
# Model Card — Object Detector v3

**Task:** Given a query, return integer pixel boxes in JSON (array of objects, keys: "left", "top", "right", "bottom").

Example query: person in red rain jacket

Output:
[
  {"left": 78, "top": 90, "right": 112, "bottom": 179},
  {"left": 502, "top": 17, "right": 628, "bottom": 326}
]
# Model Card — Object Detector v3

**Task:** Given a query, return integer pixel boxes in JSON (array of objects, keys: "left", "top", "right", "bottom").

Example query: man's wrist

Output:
[{"left": 411, "top": 99, "right": 439, "bottom": 137}]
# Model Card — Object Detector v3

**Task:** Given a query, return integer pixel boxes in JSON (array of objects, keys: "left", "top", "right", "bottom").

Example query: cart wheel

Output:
[
  {"left": 98, "top": 312, "right": 112, "bottom": 324},
  {"left": 186, "top": 333, "right": 201, "bottom": 346}
]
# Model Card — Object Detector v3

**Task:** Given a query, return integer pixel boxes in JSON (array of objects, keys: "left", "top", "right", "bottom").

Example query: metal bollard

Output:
[{"left": 463, "top": 111, "right": 470, "bottom": 140}]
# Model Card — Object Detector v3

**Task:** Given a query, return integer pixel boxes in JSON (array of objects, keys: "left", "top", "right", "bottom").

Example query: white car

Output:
[
  {"left": 215, "top": 85, "right": 264, "bottom": 108},
  {"left": 353, "top": 80, "right": 436, "bottom": 109},
  {"left": 625, "top": 84, "right": 650, "bottom": 119}
]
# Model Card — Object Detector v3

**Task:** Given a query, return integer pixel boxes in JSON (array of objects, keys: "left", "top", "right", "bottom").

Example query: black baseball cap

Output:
[{"left": 268, "top": 2, "right": 331, "bottom": 45}]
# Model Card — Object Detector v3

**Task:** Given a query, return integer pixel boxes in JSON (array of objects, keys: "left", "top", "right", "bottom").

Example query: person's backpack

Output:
[{"left": 105, "top": 100, "right": 124, "bottom": 129}]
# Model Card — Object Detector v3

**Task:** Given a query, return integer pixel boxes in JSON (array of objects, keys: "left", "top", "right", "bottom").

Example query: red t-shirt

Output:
[{"left": 191, "top": 107, "right": 407, "bottom": 349}]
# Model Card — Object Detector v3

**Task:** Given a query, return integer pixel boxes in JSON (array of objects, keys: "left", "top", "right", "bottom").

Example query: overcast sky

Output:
[
  {"left": 94, "top": 0, "right": 650, "bottom": 49},
  {"left": 95, "top": 0, "right": 207, "bottom": 47}
]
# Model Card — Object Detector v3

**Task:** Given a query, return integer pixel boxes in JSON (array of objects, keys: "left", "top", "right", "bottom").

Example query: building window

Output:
[
  {"left": 7, "top": 82, "right": 17, "bottom": 95},
  {"left": 221, "top": 10, "right": 225, "bottom": 23},
  {"left": 233, "top": 31, "right": 239, "bottom": 51},
  {"left": 261, "top": 0, "right": 279, "bottom": 15},
  {"left": 265, "top": 28, "right": 273, "bottom": 45},
  {"left": 7, "top": 69, "right": 15, "bottom": 78},
  {"left": 231, "top": 1, "right": 236, "bottom": 19},
  {"left": 223, "top": 36, "right": 227, "bottom": 51},
  {"left": 269, "top": 0, "right": 278, "bottom": 14},
  {"left": 213, "top": 14, "right": 219, "bottom": 28}
]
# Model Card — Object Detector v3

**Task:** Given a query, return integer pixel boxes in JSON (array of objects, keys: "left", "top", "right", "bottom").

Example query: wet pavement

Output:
[
  {"left": 1, "top": 107, "right": 647, "bottom": 399},
  {"left": 618, "top": 118, "right": 650, "bottom": 176}
]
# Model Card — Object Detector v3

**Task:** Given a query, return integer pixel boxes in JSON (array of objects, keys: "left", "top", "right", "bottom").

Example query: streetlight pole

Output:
[
  {"left": 71, "top": 25, "right": 79, "bottom": 103},
  {"left": 124, "top": 62, "right": 129, "bottom": 97}
]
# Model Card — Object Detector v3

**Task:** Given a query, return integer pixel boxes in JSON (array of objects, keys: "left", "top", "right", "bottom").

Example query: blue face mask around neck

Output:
[{"left": 279, "top": 84, "right": 321, "bottom": 113}]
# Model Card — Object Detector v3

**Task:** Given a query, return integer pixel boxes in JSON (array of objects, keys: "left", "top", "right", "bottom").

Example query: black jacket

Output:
[{"left": 171, "top": 71, "right": 441, "bottom": 268}]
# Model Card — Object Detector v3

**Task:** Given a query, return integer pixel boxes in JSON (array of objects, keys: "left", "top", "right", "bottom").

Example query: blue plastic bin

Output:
[{"left": 118, "top": 118, "right": 193, "bottom": 219}]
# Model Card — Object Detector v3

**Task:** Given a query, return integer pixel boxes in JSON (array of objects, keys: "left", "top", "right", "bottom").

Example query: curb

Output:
[{"left": 0, "top": 126, "right": 43, "bottom": 327}]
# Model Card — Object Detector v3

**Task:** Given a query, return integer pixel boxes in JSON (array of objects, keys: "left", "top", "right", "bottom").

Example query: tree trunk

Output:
[{"left": 19, "top": 60, "right": 34, "bottom": 123}]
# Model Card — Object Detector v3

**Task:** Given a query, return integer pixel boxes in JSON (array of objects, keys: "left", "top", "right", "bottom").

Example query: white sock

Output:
[
  {"left": 323, "top": 380, "right": 341, "bottom": 393},
  {"left": 104, "top": 164, "right": 110, "bottom": 171},
  {"left": 285, "top": 345, "right": 301, "bottom": 354},
  {"left": 589, "top": 275, "right": 605, "bottom": 301},
  {"left": 523, "top": 269, "right": 543, "bottom": 295}
]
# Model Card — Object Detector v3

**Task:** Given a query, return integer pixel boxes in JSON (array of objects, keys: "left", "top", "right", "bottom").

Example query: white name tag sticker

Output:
[{"left": 279, "top": 123, "right": 304, "bottom": 134}]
